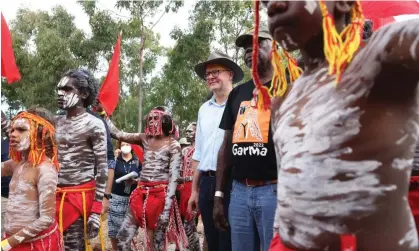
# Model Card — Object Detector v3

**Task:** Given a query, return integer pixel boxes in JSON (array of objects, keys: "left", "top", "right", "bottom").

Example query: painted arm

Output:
[
  {"left": 1, "top": 160, "right": 15, "bottom": 177},
  {"left": 6, "top": 162, "right": 57, "bottom": 247},
  {"left": 1, "top": 111, "right": 10, "bottom": 137},
  {"left": 163, "top": 139, "right": 181, "bottom": 214},
  {"left": 379, "top": 19, "right": 419, "bottom": 70},
  {"left": 90, "top": 120, "right": 108, "bottom": 202},
  {"left": 86, "top": 119, "right": 108, "bottom": 238},
  {"left": 104, "top": 117, "right": 144, "bottom": 145}
]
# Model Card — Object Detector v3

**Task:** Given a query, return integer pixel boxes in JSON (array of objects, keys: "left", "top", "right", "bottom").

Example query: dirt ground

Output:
[{"left": 91, "top": 213, "right": 205, "bottom": 251}]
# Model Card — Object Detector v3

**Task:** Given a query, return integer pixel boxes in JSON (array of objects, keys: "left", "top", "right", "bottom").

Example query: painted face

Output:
[
  {"left": 56, "top": 77, "right": 81, "bottom": 110},
  {"left": 205, "top": 64, "right": 233, "bottom": 92},
  {"left": 10, "top": 118, "right": 30, "bottom": 152},
  {"left": 264, "top": 0, "right": 328, "bottom": 52},
  {"left": 146, "top": 110, "right": 164, "bottom": 136},
  {"left": 243, "top": 38, "right": 272, "bottom": 72},
  {"left": 185, "top": 123, "right": 197, "bottom": 143}
]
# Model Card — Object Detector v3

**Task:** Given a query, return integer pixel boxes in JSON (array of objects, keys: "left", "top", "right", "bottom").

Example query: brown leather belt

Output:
[
  {"left": 201, "top": 171, "right": 216, "bottom": 177},
  {"left": 238, "top": 179, "right": 277, "bottom": 187}
]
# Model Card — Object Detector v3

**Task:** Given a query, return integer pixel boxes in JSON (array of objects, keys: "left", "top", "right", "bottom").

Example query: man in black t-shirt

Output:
[{"left": 214, "top": 26, "right": 278, "bottom": 251}]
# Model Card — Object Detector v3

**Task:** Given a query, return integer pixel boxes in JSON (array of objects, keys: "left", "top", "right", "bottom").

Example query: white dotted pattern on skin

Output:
[{"left": 304, "top": 0, "right": 317, "bottom": 15}]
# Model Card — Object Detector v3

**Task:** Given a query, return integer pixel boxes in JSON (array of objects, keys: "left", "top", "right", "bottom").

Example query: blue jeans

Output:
[
  {"left": 198, "top": 175, "right": 232, "bottom": 251},
  {"left": 229, "top": 180, "right": 277, "bottom": 251}
]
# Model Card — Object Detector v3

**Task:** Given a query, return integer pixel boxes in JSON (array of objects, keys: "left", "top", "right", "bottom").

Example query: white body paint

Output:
[
  {"left": 271, "top": 20, "right": 419, "bottom": 250},
  {"left": 304, "top": 0, "right": 317, "bottom": 15},
  {"left": 62, "top": 93, "right": 80, "bottom": 109},
  {"left": 12, "top": 118, "right": 30, "bottom": 151},
  {"left": 273, "top": 69, "right": 397, "bottom": 248},
  {"left": 57, "top": 76, "right": 69, "bottom": 88}
]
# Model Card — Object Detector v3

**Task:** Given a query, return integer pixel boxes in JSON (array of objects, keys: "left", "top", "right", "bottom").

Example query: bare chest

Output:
[{"left": 10, "top": 165, "right": 37, "bottom": 195}]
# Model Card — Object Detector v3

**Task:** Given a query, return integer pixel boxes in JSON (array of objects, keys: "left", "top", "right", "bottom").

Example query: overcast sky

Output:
[{"left": 2, "top": 1, "right": 418, "bottom": 74}]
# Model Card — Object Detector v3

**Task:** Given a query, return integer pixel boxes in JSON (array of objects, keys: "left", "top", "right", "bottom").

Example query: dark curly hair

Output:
[
  {"left": 25, "top": 106, "right": 56, "bottom": 160},
  {"left": 62, "top": 69, "right": 99, "bottom": 108}
]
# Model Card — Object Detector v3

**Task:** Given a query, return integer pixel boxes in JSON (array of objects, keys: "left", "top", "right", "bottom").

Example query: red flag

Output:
[
  {"left": 98, "top": 32, "right": 122, "bottom": 115},
  {"left": 131, "top": 144, "right": 144, "bottom": 163},
  {"left": 361, "top": 1, "right": 419, "bottom": 30},
  {"left": 1, "top": 13, "right": 21, "bottom": 84}
]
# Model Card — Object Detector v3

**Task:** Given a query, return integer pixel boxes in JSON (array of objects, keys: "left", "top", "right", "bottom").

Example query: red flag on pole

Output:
[
  {"left": 98, "top": 32, "right": 122, "bottom": 115},
  {"left": 131, "top": 144, "right": 144, "bottom": 163},
  {"left": 1, "top": 13, "right": 21, "bottom": 84},
  {"left": 361, "top": 1, "right": 419, "bottom": 31}
]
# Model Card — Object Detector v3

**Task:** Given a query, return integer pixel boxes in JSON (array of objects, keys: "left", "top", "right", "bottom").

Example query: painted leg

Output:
[
  {"left": 63, "top": 217, "right": 85, "bottom": 251},
  {"left": 184, "top": 219, "right": 201, "bottom": 251},
  {"left": 117, "top": 208, "right": 139, "bottom": 251}
]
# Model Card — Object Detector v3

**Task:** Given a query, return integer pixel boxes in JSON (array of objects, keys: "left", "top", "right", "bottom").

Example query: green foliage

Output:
[
  {"left": 1, "top": 7, "right": 98, "bottom": 112},
  {"left": 1, "top": 1, "right": 267, "bottom": 135}
]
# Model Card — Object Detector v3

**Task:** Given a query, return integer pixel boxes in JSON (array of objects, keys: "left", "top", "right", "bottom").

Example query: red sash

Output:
[
  {"left": 55, "top": 180, "right": 100, "bottom": 232},
  {"left": 3, "top": 222, "right": 63, "bottom": 251},
  {"left": 269, "top": 233, "right": 356, "bottom": 251}
]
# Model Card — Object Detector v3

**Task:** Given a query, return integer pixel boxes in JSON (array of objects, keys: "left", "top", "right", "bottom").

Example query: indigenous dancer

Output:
[
  {"left": 99, "top": 106, "right": 185, "bottom": 251},
  {"left": 55, "top": 69, "right": 108, "bottom": 250},
  {"left": 176, "top": 122, "right": 200, "bottom": 251},
  {"left": 259, "top": 1, "right": 419, "bottom": 250},
  {"left": 1, "top": 107, "right": 63, "bottom": 251}
]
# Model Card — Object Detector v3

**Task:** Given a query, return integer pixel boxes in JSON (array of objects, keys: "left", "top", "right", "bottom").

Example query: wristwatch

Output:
[{"left": 104, "top": 194, "right": 112, "bottom": 200}]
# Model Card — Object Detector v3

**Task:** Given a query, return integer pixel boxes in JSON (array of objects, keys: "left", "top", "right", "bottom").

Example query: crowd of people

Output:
[{"left": 1, "top": 1, "right": 419, "bottom": 251}]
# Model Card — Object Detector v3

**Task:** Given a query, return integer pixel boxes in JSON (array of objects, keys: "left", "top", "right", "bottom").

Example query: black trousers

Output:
[{"left": 198, "top": 174, "right": 232, "bottom": 251}]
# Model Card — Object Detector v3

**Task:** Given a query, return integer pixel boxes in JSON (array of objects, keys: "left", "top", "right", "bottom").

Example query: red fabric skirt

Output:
[
  {"left": 409, "top": 176, "right": 419, "bottom": 236},
  {"left": 177, "top": 181, "right": 195, "bottom": 221},
  {"left": 3, "top": 222, "right": 63, "bottom": 251},
  {"left": 129, "top": 181, "right": 168, "bottom": 230},
  {"left": 55, "top": 180, "right": 98, "bottom": 232},
  {"left": 268, "top": 233, "right": 356, "bottom": 251}
]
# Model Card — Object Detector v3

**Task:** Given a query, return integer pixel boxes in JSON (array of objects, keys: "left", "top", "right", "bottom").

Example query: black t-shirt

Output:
[
  {"left": 219, "top": 79, "right": 277, "bottom": 181},
  {"left": 112, "top": 155, "right": 142, "bottom": 196}
]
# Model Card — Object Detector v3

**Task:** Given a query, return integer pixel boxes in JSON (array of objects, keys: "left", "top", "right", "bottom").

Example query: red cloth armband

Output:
[{"left": 91, "top": 201, "right": 102, "bottom": 214}]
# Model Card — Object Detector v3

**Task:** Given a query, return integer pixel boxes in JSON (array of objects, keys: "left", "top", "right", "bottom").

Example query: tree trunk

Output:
[{"left": 137, "top": 35, "right": 146, "bottom": 132}]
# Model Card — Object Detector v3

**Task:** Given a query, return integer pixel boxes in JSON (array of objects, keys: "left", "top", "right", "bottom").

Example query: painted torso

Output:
[
  {"left": 4, "top": 160, "right": 57, "bottom": 243},
  {"left": 55, "top": 112, "right": 106, "bottom": 186},
  {"left": 139, "top": 137, "right": 181, "bottom": 182},
  {"left": 271, "top": 22, "right": 419, "bottom": 250}
]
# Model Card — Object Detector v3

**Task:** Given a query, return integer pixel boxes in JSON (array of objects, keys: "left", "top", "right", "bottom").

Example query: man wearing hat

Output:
[
  {"left": 188, "top": 51, "right": 244, "bottom": 251},
  {"left": 213, "top": 26, "right": 278, "bottom": 251}
]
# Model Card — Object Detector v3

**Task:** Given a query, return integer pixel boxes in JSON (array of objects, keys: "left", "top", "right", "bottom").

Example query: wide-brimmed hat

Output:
[
  {"left": 235, "top": 25, "right": 271, "bottom": 48},
  {"left": 194, "top": 51, "right": 244, "bottom": 83}
]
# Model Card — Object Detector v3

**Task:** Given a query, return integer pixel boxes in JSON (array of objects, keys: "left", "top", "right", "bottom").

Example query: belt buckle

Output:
[
  {"left": 209, "top": 171, "right": 215, "bottom": 177},
  {"left": 245, "top": 179, "right": 254, "bottom": 187}
]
